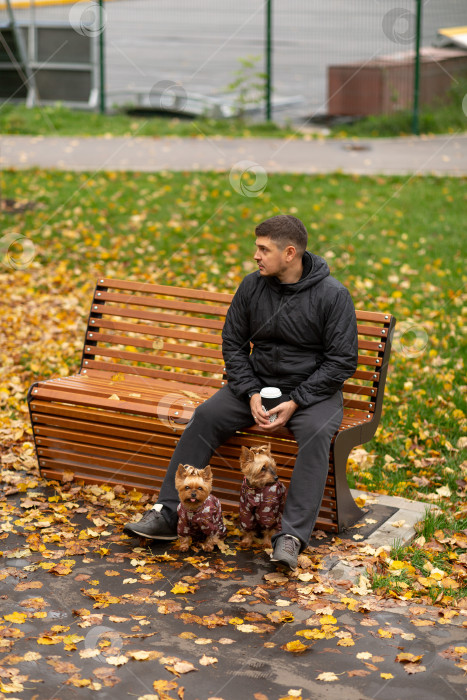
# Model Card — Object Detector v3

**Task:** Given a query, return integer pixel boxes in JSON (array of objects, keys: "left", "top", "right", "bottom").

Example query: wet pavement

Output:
[{"left": 1, "top": 486, "right": 466, "bottom": 700}]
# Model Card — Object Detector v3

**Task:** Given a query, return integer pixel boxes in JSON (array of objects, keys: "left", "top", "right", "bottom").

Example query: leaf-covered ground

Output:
[
  {"left": 0, "top": 483, "right": 466, "bottom": 698},
  {"left": 0, "top": 169, "right": 466, "bottom": 696}
]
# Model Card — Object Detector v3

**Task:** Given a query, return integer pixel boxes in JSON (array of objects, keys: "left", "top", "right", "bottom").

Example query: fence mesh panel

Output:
[{"left": 1, "top": 0, "right": 466, "bottom": 121}]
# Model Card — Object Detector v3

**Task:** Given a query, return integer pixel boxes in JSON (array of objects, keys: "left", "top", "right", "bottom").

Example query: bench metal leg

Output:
[{"left": 332, "top": 429, "right": 364, "bottom": 532}]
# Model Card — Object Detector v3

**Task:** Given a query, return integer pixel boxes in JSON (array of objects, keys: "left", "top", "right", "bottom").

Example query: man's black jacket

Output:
[{"left": 221, "top": 251, "right": 358, "bottom": 408}]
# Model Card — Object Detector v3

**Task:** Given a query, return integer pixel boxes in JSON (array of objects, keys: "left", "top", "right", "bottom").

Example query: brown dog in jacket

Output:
[
  {"left": 239, "top": 444, "right": 286, "bottom": 548},
  {"left": 175, "top": 464, "right": 226, "bottom": 552}
]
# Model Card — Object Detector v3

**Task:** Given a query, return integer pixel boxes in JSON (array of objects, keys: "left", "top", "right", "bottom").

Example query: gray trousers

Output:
[{"left": 157, "top": 386, "right": 343, "bottom": 550}]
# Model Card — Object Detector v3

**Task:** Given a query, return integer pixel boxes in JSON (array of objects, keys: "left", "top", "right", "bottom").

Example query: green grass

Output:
[
  {"left": 0, "top": 103, "right": 296, "bottom": 139},
  {"left": 1, "top": 78, "right": 466, "bottom": 139},
  {"left": 372, "top": 508, "right": 467, "bottom": 603},
  {"left": 416, "top": 508, "right": 457, "bottom": 541}
]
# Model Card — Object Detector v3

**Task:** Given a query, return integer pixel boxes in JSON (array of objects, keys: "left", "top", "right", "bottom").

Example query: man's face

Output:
[{"left": 253, "top": 236, "right": 288, "bottom": 278}]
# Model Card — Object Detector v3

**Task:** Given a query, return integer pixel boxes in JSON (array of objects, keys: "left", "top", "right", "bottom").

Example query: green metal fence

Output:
[{"left": 1, "top": 0, "right": 466, "bottom": 132}]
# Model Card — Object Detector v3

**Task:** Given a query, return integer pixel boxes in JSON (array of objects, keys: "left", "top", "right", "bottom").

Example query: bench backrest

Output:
[{"left": 82, "top": 278, "right": 394, "bottom": 431}]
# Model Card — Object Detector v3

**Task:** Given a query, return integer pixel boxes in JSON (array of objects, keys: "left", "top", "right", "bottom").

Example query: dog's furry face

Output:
[
  {"left": 240, "top": 444, "right": 278, "bottom": 489},
  {"left": 175, "top": 464, "right": 212, "bottom": 512}
]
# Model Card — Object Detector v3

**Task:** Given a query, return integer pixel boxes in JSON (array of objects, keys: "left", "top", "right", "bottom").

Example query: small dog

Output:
[
  {"left": 175, "top": 463, "right": 226, "bottom": 552},
  {"left": 239, "top": 444, "right": 286, "bottom": 548}
]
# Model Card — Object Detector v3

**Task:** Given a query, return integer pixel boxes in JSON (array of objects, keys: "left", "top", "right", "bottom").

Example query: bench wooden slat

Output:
[
  {"left": 352, "top": 368, "right": 381, "bottom": 381},
  {"left": 82, "top": 361, "right": 224, "bottom": 387},
  {"left": 92, "top": 305, "right": 225, "bottom": 331},
  {"left": 38, "top": 449, "right": 163, "bottom": 473},
  {"left": 47, "top": 377, "right": 206, "bottom": 408},
  {"left": 33, "top": 381, "right": 201, "bottom": 413},
  {"left": 97, "top": 291, "right": 230, "bottom": 318},
  {"left": 342, "top": 382, "right": 378, "bottom": 398},
  {"left": 31, "top": 387, "right": 191, "bottom": 417},
  {"left": 30, "top": 399, "right": 199, "bottom": 433},
  {"left": 85, "top": 332, "right": 224, "bottom": 359},
  {"left": 355, "top": 309, "right": 392, "bottom": 323},
  {"left": 314, "top": 520, "right": 338, "bottom": 533},
  {"left": 98, "top": 278, "right": 233, "bottom": 303},
  {"left": 71, "top": 370, "right": 216, "bottom": 399},
  {"left": 35, "top": 428, "right": 176, "bottom": 455},
  {"left": 87, "top": 318, "right": 223, "bottom": 346},
  {"left": 356, "top": 324, "right": 390, "bottom": 338},
  {"left": 356, "top": 354, "right": 384, "bottom": 368},
  {"left": 357, "top": 338, "right": 387, "bottom": 352},
  {"left": 84, "top": 345, "right": 224, "bottom": 374},
  {"left": 39, "top": 442, "right": 173, "bottom": 468},
  {"left": 341, "top": 409, "right": 373, "bottom": 423},
  {"left": 343, "top": 398, "right": 375, "bottom": 412},
  {"left": 40, "top": 458, "right": 171, "bottom": 484}
]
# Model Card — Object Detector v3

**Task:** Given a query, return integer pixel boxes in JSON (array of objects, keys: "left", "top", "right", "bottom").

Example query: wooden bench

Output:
[{"left": 27, "top": 278, "right": 396, "bottom": 533}]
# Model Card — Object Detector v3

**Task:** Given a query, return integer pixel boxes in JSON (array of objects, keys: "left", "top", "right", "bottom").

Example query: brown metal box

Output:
[{"left": 327, "top": 48, "right": 467, "bottom": 116}]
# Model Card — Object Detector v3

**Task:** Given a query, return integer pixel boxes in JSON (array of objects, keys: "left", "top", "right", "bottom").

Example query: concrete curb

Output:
[{"left": 322, "top": 489, "right": 438, "bottom": 583}]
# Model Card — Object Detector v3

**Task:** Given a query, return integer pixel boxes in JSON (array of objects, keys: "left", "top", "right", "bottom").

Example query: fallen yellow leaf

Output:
[
  {"left": 396, "top": 652, "right": 423, "bottom": 663},
  {"left": 316, "top": 672, "right": 338, "bottom": 681},
  {"left": 199, "top": 655, "right": 218, "bottom": 666},
  {"left": 378, "top": 628, "right": 393, "bottom": 639},
  {"left": 106, "top": 655, "right": 129, "bottom": 666},
  {"left": 282, "top": 640, "right": 309, "bottom": 653},
  {"left": 4, "top": 612, "right": 27, "bottom": 624}
]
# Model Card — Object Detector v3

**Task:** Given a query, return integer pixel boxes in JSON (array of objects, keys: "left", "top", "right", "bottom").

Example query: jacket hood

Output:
[{"left": 265, "top": 250, "right": 330, "bottom": 294}]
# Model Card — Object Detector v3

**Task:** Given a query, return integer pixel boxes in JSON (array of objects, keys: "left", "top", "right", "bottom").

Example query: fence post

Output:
[
  {"left": 5, "top": 0, "right": 37, "bottom": 105},
  {"left": 98, "top": 0, "right": 105, "bottom": 114},
  {"left": 265, "top": 0, "right": 272, "bottom": 121},
  {"left": 412, "top": 0, "right": 422, "bottom": 135}
]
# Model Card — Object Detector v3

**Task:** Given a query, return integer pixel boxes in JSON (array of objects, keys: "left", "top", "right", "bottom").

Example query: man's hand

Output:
[
  {"left": 249, "top": 395, "right": 298, "bottom": 431},
  {"left": 249, "top": 394, "right": 270, "bottom": 429}
]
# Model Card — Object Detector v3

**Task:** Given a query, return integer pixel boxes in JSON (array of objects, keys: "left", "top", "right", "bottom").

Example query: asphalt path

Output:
[{"left": 1, "top": 133, "right": 466, "bottom": 176}]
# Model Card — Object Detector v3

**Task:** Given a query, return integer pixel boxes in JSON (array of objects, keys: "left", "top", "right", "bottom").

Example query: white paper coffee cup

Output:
[{"left": 260, "top": 387, "right": 282, "bottom": 422}]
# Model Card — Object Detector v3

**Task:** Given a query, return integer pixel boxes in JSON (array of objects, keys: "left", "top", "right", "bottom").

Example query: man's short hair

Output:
[{"left": 255, "top": 215, "right": 308, "bottom": 254}]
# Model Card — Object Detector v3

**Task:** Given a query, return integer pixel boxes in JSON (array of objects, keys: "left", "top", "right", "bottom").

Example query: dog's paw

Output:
[
  {"left": 202, "top": 535, "right": 223, "bottom": 552},
  {"left": 240, "top": 533, "right": 255, "bottom": 547}
]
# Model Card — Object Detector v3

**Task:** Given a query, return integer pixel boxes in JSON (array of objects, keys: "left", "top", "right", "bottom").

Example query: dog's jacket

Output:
[
  {"left": 239, "top": 477, "right": 286, "bottom": 531},
  {"left": 177, "top": 494, "right": 226, "bottom": 539}
]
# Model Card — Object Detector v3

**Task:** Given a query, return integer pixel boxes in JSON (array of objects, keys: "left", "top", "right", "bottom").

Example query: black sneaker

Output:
[
  {"left": 123, "top": 504, "right": 177, "bottom": 540},
  {"left": 270, "top": 534, "right": 300, "bottom": 570}
]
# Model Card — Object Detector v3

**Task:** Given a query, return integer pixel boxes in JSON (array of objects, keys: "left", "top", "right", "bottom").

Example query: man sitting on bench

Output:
[{"left": 124, "top": 214, "right": 358, "bottom": 570}]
